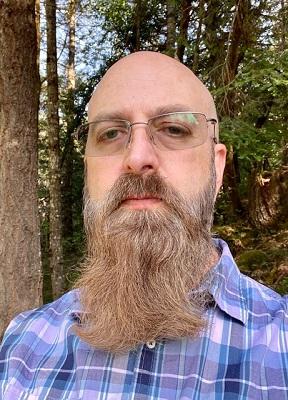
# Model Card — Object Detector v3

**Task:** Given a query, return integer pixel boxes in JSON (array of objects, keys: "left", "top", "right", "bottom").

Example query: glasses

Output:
[{"left": 75, "top": 112, "right": 217, "bottom": 157}]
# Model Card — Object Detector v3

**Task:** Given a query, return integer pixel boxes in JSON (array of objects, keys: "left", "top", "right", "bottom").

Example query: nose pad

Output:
[
  {"left": 149, "top": 132, "right": 156, "bottom": 146},
  {"left": 126, "top": 122, "right": 154, "bottom": 148},
  {"left": 122, "top": 122, "right": 160, "bottom": 174},
  {"left": 126, "top": 129, "right": 132, "bottom": 147}
]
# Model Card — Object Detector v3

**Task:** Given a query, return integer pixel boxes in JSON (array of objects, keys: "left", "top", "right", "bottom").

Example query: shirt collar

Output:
[{"left": 209, "top": 238, "right": 248, "bottom": 325}]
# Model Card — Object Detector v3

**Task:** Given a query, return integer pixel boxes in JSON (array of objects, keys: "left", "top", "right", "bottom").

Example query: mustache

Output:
[{"left": 101, "top": 173, "right": 187, "bottom": 216}]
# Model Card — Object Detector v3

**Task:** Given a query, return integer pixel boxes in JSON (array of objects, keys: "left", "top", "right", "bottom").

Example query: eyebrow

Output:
[
  {"left": 153, "top": 104, "right": 193, "bottom": 115},
  {"left": 90, "top": 103, "right": 195, "bottom": 122}
]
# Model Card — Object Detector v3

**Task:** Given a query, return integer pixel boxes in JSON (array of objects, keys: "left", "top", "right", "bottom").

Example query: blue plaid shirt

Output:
[{"left": 1, "top": 239, "right": 288, "bottom": 399}]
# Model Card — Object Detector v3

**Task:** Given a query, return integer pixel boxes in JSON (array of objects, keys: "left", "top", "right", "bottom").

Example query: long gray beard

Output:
[{"left": 74, "top": 170, "right": 217, "bottom": 353}]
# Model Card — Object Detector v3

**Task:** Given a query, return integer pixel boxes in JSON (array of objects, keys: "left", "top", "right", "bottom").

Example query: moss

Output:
[
  {"left": 237, "top": 250, "right": 269, "bottom": 272},
  {"left": 275, "top": 277, "right": 288, "bottom": 296}
]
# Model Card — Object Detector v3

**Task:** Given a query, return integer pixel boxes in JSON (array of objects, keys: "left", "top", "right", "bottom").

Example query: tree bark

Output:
[
  {"left": 282, "top": 142, "right": 288, "bottom": 166},
  {"left": 177, "top": 0, "right": 192, "bottom": 63},
  {"left": 131, "top": 0, "right": 142, "bottom": 52},
  {"left": 35, "top": 0, "right": 41, "bottom": 69},
  {"left": 224, "top": 145, "right": 244, "bottom": 216},
  {"left": 192, "top": 0, "right": 205, "bottom": 72},
  {"left": 220, "top": 0, "right": 249, "bottom": 116},
  {"left": 62, "top": 0, "right": 77, "bottom": 240},
  {"left": 166, "top": 0, "right": 177, "bottom": 58},
  {"left": 279, "top": 0, "right": 286, "bottom": 51},
  {"left": 46, "top": 0, "right": 64, "bottom": 298},
  {"left": 248, "top": 166, "right": 288, "bottom": 228},
  {"left": 0, "top": 0, "right": 42, "bottom": 337},
  {"left": 201, "top": 0, "right": 226, "bottom": 86},
  {"left": 217, "top": 1, "right": 251, "bottom": 218}
]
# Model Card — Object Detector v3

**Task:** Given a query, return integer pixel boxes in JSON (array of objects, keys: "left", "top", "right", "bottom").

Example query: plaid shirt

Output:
[{"left": 1, "top": 239, "right": 288, "bottom": 400}]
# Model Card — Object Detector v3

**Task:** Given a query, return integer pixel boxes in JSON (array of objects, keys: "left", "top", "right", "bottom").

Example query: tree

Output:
[
  {"left": 12, "top": 0, "right": 285, "bottom": 302},
  {"left": 46, "top": 0, "right": 65, "bottom": 298},
  {"left": 61, "top": 0, "right": 77, "bottom": 242},
  {"left": 166, "top": 0, "right": 177, "bottom": 57},
  {"left": 61, "top": 0, "right": 77, "bottom": 275},
  {"left": 131, "top": 0, "right": 142, "bottom": 51},
  {"left": 246, "top": 0, "right": 288, "bottom": 228},
  {"left": 0, "top": 0, "right": 42, "bottom": 337},
  {"left": 176, "top": 0, "right": 192, "bottom": 63}
]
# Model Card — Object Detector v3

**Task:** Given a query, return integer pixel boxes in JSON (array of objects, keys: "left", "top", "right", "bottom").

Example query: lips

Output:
[
  {"left": 124, "top": 194, "right": 161, "bottom": 201},
  {"left": 121, "top": 195, "right": 162, "bottom": 209}
]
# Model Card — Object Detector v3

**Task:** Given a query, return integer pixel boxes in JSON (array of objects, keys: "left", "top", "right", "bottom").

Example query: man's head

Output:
[
  {"left": 75, "top": 52, "right": 226, "bottom": 353},
  {"left": 86, "top": 51, "right": 226, "bottom": 203}
]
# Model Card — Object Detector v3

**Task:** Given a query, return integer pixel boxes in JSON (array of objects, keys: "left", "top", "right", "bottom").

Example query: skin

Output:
[{"left": 86, "top": 51, "right": 226, "bottom": 209}]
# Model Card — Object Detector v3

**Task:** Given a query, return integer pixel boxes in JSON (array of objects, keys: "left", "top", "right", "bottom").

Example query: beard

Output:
[{"left": 74, "top": 162, "right": 218, "bottom": 353}]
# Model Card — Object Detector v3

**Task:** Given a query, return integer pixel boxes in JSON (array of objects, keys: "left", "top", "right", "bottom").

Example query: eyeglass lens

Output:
[{"left": 78, "top": 112, "right": 210, "bottom": 156}]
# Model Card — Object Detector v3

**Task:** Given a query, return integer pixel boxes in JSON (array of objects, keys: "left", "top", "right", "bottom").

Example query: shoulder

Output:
[
  {"left": 0, "top": 290, "right": 83, "bottom": 395},
  {"left": 0, "top": 289, "right": 80, "bottom": 362},
  {"left": 240, "top": 272, "right": 288, "bottom": 324},
  {"left": 213, "top": 238, "right": 288, "bottom": 326},
  {"left": 4, "top": 289, "right": 79, "bottom": 334}
]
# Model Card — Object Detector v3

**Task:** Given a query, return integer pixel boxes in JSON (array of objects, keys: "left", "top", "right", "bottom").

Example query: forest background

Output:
[{"left": 0, "top": 0, "right": 287, "bottom": 338}]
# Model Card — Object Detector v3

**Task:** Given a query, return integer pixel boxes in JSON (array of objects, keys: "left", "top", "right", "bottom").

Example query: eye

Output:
[
  {"left": 97, "top": 127, "right": 127, "bottom": 142},
  {"left": 159, "top": 123, "right": 191, "bottom": 138},
  {"left": 102, "top": 129, "right": 119, "bottom": 140}
]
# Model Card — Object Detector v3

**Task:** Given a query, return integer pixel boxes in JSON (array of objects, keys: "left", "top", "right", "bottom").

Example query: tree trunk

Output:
[
  {"left": 255, "top": 99, "right": 274, "bottom": 129},
  {"left": 282, "top": 142, "right": 288, "bottom": 166},
  {"left": 192, "top": 0, "right": 205, "bottom": 72},
  {"left": 166, "top": 0, "right": 177, "bottom": 58},
  {"left": 224, "top": 145, "right": 244, "bottom": 216},
  {"left": 248, "top": 166, "right": 288, "bottom": 228},
  {"left": 220, "top": 0, "right": 249, "bottom": 116},
  {"left": 279, "top": 0, "right": 286, "bottom": 51},
  {"left": 0, "top": 0, "right": 42, "bottom": 337},
  {"left": 223, "top": 0, "right": 247, "bottom": 81},
  {"left": 131, "top": 0, "right": 142, "bottom": 51},
  {"left": 62, "top": 0, "right": 77, "bottom": 241},
  {"left": 35, "top": 0, "right": 40, "bottom": 69},
  {"left": 201, "top": 0, "right": 226, "bottom": 86},
  {"left": 177, "top": 0, "right": 192, "bottom": 63},
  {"left": 46, "top": 0, "right": 64, "bottom": 298},
  {"left": 217, "top": 1, "right": 251, "bottom": 218}
]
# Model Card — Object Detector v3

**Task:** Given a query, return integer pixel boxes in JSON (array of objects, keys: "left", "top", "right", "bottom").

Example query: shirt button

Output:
[{"left": 146, "top": 340, "right": 156, "bottom": 349}]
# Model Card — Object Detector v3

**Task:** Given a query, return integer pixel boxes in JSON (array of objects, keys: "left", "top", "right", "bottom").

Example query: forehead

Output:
[{"left": 88, "top": 54, "right": 214, "bottom": 120}]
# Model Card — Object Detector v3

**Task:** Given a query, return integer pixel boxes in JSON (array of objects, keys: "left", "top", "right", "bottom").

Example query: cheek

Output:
[
  {"left": 86, "top": 157, "right": 122, "bottom": 200},
  {"left": 160, "top": 150, "right": 211, "bottom": 196}
]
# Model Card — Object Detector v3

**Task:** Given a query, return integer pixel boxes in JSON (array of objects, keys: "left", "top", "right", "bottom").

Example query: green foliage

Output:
[
  {"left": 214, "top": 46, "right": 288, "bottom": 203},
  {"left": 220, "top": 118, "right": 284, "bottom": 166},
  {"left": 39, "top": 0, "right": 288, "bottom": 300},
  {"left": 277, "top": 278, "right": 288, "bottom": 296},
  {"left": 237, "top": 250, "right": 268, "bottom": 271},
  {"left": 214, "top": 222, "right": 288, "bottom": 295}
]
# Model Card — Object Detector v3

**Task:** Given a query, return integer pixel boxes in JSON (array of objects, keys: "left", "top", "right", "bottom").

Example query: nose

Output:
[{"left": 122, "top": 123, "right": 160, "bottom": 175}]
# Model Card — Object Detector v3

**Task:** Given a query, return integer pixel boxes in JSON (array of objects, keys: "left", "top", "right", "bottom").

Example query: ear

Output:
[{"left": 214, "top": 143, "right": 226, "bottom": 196}]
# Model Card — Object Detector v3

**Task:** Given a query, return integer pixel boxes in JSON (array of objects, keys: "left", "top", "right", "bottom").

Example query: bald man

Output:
[{"left": 1, "top": 52, "right": 288, "bottom": 400}]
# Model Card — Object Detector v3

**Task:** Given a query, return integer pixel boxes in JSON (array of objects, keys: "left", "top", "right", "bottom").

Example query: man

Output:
[{"left": 0, "top": 52, "right": 287, "bottom": 399}]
